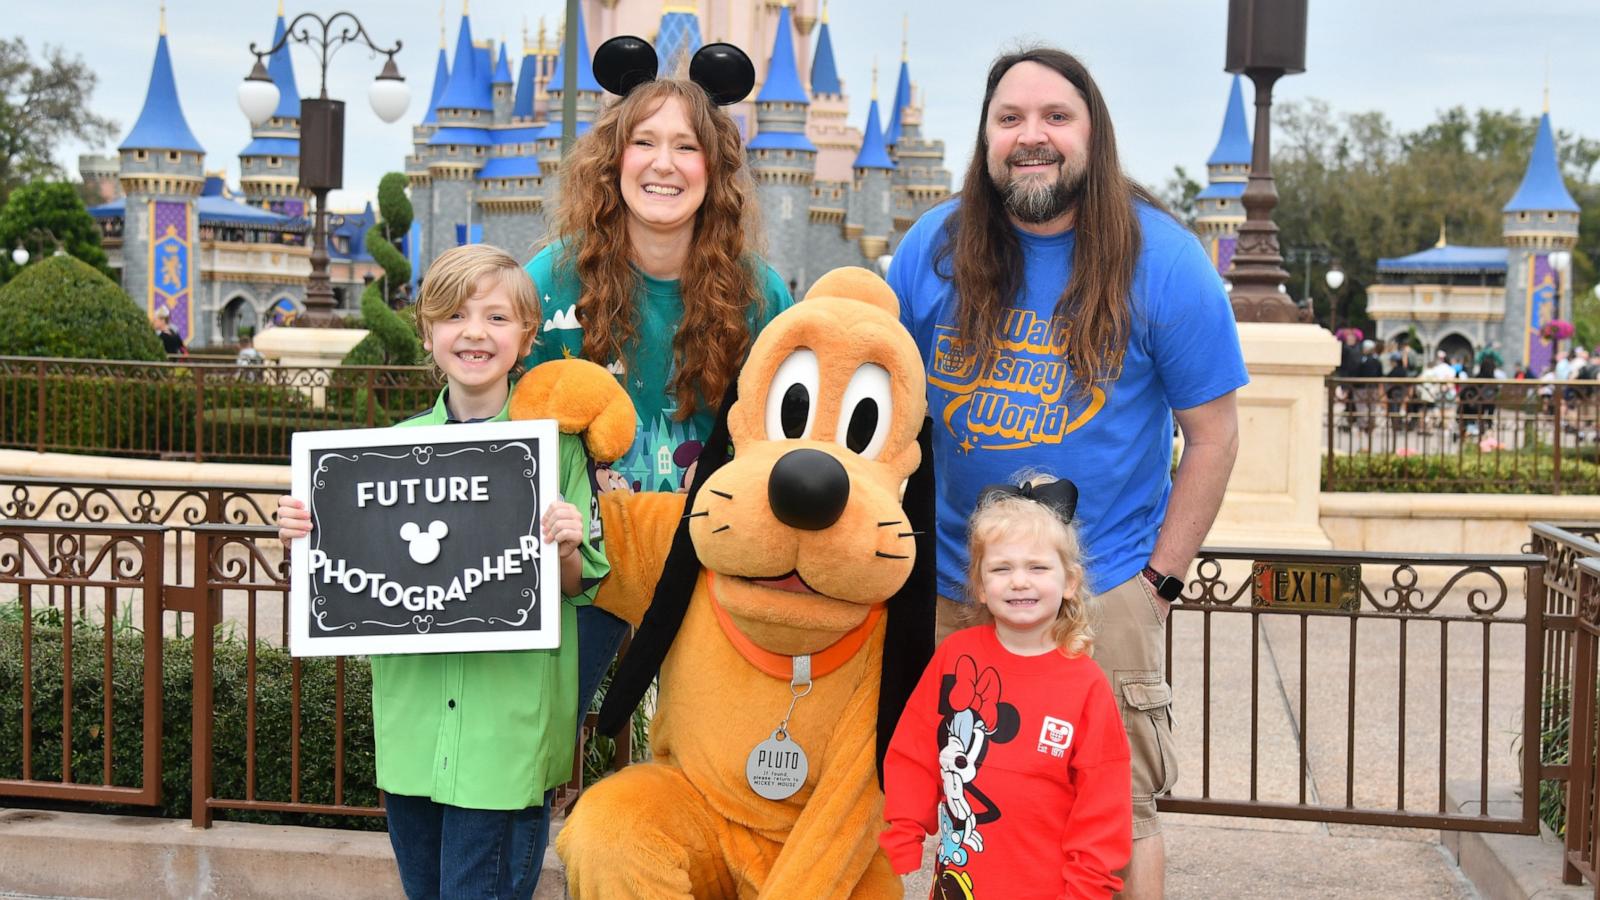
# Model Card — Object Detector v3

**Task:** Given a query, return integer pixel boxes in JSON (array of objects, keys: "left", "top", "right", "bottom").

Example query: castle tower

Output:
[
  {"left": 118, "top": 13, "right": 204, "bottom": 344},
  {"left": 804, "top": 2, "right": 860, "bottom": 184},
  {"left": 1501, "top": 106, "right": 1581, "bottom": 373},
  {"left": 535, "top": 4, "right": 602, "bottom": 202},
  {"left": 480, "top": 37, "right": 545, "bottom": 256},
  {"left": 512, "top": 24, "right": 543, "bottom": 123},
  {"left": 883, "top": 34, "right": 949, "bottom": 240},
  {"left": 883, "top": 19, "right": 910, "bottom": 151},
  {"left": 491, "top": 43, "right": 514, "bottom": 124},
  {"left": 1194, "top": 75, "right": 1251, "bottom": 273},
  {"left": 848, "top": 70, "right": 895, "bottom": 262},
  {"left": 748, "top": 3, "right": 816, "bottom": 288},
  {"left": 656, "top": 4, "right": 704, "bottom": 77},
  {"left": 421, "top": 13, "right": 494, "bottom": 269},
  {"left": 406, "top": 23, "right": 452, "bottom": 284},
  {"left": 239, "top": 9, "right": 309, "bottom": 217}
]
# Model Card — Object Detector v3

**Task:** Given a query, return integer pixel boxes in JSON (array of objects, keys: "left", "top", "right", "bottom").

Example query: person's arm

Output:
[
  {"left": 878, "top": 647, "right": 946, "bottom": 874},
  {"left": 541, "top": 499, "right": 584, "bottom": 596},
  {"left": 1057, "top": 675, "right": 1132, "bottom": 899},
  {"left": 1146, "top": 391, "right": 1239, "bottom": 616}
]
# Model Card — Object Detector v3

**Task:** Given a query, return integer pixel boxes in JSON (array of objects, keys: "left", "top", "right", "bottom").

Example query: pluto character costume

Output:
[{"left": 513, "top": 267, "right": 936, "bottom": 898}]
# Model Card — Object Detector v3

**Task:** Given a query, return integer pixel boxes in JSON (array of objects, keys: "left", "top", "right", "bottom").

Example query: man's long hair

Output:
[
  {"left": 549, "top": 79, "right": 765, "bottom": 420},
  {"left": 936, "top": 47, "right": 1162, "bottom": 390}
]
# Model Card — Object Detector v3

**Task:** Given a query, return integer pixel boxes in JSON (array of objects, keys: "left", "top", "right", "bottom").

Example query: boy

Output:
[{"left": 277, "top": 244, "right": 606, "bottom": 899}]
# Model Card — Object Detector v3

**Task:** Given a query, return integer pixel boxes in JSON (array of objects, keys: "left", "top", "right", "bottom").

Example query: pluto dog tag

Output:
[
  {"left": 746, "top": 654, "right": 813, "bottom": 800},
  {"left": 746, "top": 729, "right": 808, "bottom": 800}
]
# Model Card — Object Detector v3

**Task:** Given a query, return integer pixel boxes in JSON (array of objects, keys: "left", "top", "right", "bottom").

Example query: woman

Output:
[{"left": 522, "top": 73, "right": 792, "bottom": 810}]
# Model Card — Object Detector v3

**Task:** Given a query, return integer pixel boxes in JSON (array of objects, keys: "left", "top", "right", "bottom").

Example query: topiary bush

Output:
[{"left": 0, "top": 255, "right": 164, "bottom": 361}]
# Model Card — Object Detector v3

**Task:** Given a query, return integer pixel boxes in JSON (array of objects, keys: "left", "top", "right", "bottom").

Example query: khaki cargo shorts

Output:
[
  {"left": 934, "top": 577, "right": 1177, "bottom": 839},
  {"left": 1089, "top": 575, "right": 1178, "bottom": 839}
]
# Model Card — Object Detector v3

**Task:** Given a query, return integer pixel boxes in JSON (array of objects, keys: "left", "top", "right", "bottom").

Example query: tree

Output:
[
  {"left": 0, "top": 38, "right": 117, "bottom": 206},
  {"left": 0, "top": 180, "right": 110, "bottom": 286},
  {"left": 367, "top": 172, "right": 413, "bottom": 305},
  {"left": 1271, "top": 101, "right": 1600, "bottom": 338},
  {"left": 0, "top": 254, "right": 162, "bottom": 361},
  {"left": 1159, "top": 165, "right": 1202, "bottom": 229}
]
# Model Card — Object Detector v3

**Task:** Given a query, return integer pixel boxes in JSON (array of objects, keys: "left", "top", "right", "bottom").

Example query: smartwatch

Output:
[{"left": 1141, "top": 565, "right": 1183, "bottom": 602}]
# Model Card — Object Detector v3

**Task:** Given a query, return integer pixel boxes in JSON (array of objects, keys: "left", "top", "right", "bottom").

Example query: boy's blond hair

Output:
[
  {"left": 964, "top": 475, "right": 1094, "bottom": 657},
  {"left": 415, "top": 245, "right": 540, "bottom": 377}
]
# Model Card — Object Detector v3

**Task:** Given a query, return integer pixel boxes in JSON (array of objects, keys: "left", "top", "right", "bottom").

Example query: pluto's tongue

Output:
[{"left": 754, "top": 572, "right": 813, "bottom": 594}]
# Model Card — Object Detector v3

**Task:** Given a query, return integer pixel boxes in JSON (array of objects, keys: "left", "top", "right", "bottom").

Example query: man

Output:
[{"left": 889, "top": 48, "right": 1245, "bottom": 898}]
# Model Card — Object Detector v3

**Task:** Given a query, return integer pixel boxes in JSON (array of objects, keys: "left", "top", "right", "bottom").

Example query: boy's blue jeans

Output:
[
  {"left": 385, "top": 793, "right": 544, "bottom": 900},
  {"left": 385, "top": 606, "right": 630, "bottom": 898}
]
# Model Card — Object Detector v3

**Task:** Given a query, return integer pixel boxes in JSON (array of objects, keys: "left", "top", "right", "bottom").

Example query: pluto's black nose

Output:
[{"left": 767, "top": 448, "right": 850, "bottom": 531}]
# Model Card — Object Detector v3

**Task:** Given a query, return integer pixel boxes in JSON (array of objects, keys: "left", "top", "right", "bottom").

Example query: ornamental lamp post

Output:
[
  {"left": 238, "top": 12, "right": 409, "bottom": 326},
  {"left": 1325, "top": 261, "right": 1346, "bottom": 332},
  {"left": 1223, "top": 0, "right": 1308, "bottom": 323}
]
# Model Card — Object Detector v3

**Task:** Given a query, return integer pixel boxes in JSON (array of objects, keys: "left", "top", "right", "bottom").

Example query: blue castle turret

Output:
[
  {"left": 749, "top": 4, "right": 817, "bottom": 287},
  {"left": 535, "top": 4, "right": 601, "bottom": 198},
  {"left": 239, "top": 10, "right": 308, "bottom": 216},
  {"left": 417, "top": 14, "right": 493, "bottom": 263},
  {"left": 849, "top": 70, "right": 896, "bottom": 262},
  {"left": 882, "top": 32, "right": 949, "bottom": 242},
  {"left": 117, "top": 14, "right": 205, "bottom": 334},
  {"left": 1500, "top": 105, "right": 1581, "bottom": 372},
  {"left": 491, "top": 43, "right": 514, "bottom": 123},
  {"left": 1195, "top": 75, "right": 1251, "bottom": 273}
]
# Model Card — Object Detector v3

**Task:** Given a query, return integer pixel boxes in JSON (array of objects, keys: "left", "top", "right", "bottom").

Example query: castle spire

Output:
[
  {"left": 266, "top": 10, "right": 302, "bottom": 120},
  {"left": 1504, "top": 110, "right": 1579, "bottom": 213},
  {"left": 1435, "top": 221, "right": 1448, "bottom": 249},
  {"left": 885, "top": 45, "right": 912, "bottom": 146},
  {"left": 810, "top": 3, "right": 841, "bottom": 96},
  {"left": 546, "top": 2, "right": 601, "bottom": 95},
  {"left": 159, "top": 1, "right": 167, "bottom": 36},
  {"left": 755, "top": 4, "right": 806, "bottom": 103},
  {"left": 423, "top": 41, "right": 451, "bottom": 124},
  {"left": 1206, "top": 75, "right": 1251, "bottom": 167},
  {"left": 854, "top": 93, "right": 894, "bottom": 170},
  {"left": 121, "top": 29, "right": 203, "bottom": 153},
  {"left": 436, "top": 13, "right": 490, "bottom": 112}
]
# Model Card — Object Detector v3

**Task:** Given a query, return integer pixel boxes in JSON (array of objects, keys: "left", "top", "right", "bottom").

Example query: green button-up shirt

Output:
[{"left": 369, "top": 388, "right": 608, "bottom": 810}]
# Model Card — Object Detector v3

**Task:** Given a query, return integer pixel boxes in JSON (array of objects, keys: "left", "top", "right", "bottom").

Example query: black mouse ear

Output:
[
  {"left": 688, "top": 42, "right": 755, "bottom": 105},
  {"left": 593, "top": 35, "right": 659, "bottom": 97}
]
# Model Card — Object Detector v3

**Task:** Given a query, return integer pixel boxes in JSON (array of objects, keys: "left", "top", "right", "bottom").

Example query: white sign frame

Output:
[{"left": 289, "top": 419, "right": 560, "bottom": 657}]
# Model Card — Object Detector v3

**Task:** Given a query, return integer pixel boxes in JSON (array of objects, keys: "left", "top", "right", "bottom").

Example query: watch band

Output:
[{"left": 1141, "top": 565, "right": 1183, "bottom": 602}]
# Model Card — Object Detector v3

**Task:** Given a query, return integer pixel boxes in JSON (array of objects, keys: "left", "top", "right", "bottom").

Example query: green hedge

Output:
[
  {"left": 1324, "top": 450, "right": 1600, "bottom": 494},
  {"left": 0, "top": 605, "right": 381, "bottom": 829},
  {"left": 0, "top": 255, "right": 158, "bottom": 360},
  {"left": 0, "top": 604, "right": 650, "bottom": 830},
  {"left": 0, "top": 371, "right": 388, "bottom": 462}
]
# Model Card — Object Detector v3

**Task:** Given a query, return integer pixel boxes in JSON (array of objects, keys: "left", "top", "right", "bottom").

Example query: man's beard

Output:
[{"left": 990, "top": 150, "right": 1085, "bottom": 224}]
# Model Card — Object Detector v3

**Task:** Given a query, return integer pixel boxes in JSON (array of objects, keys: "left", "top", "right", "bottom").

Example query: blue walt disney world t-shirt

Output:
[{"left": 891, "top": 200, "right": 1248, "bottom": 600}]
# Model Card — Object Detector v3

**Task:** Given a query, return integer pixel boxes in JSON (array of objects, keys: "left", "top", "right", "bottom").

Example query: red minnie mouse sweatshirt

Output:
[{"left": 881, "top": 625, "right": 1132, "bottom": 899}]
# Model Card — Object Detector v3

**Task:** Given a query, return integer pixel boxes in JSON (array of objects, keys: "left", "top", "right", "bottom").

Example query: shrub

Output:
[
  {"left": 0, "top": 606, "right": 380, "bottom": 829},
  {"left": 0, "top": 255, "right": 164, "bottom": 360},
  {"left": 1324, "top": 450, "right": 1600, "bottom": 494},
  {"left": 343, "top": 280, "right": 423, "bottom": 368}
]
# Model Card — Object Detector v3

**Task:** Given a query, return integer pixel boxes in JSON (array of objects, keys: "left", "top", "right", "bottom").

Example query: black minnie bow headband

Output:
[
  {"left": 979, "top": 479, "right": 1079, "bottom": 523},
  {"left": 592, "top": 35, "right": 756, "bottom": 106}
]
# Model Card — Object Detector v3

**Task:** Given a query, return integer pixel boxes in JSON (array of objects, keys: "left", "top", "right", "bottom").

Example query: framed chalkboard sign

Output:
[{"left": 288, "top": 420, "right": 560, "bottom": 657}]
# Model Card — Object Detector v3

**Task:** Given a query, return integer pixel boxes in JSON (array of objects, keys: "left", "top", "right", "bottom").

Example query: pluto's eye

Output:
[
  {"left": 836, "top": 363, "right": 892, "bottom": 459},
  {"left": 766, "top": 349, "right": 819, "bottom": 440}
]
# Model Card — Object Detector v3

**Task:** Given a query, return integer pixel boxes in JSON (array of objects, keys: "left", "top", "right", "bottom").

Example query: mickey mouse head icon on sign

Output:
[{"left": 399, "top": 520, "right": 449, "bottom": 565}]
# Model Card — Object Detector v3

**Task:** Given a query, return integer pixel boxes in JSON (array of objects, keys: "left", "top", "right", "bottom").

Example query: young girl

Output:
[
  {"left": 881, "top": 476, "right": 1132, "bottom": 899},
  {"left": 277, "top": 244, "right": 606, "bottom": 899}
]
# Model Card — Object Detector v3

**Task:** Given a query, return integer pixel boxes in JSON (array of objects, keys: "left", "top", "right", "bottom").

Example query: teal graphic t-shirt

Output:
[{"left": 524, "top": 241, "right": 793, "bottom": 493}]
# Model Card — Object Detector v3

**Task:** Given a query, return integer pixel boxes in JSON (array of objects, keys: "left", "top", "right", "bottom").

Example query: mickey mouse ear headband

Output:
[
  {"left": 978, "top": 478, "right": 1079, "bottom": 524},
  {"left": 592, "top": 35, "right": 756, "bottom": 106}
]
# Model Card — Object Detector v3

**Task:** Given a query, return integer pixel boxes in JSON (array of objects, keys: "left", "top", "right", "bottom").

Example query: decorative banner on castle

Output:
[
  {"left": 288, "top": 420, "right": 560, "bottom": 657},
  {"left": 1524, "top": 253, "right": 1558, "bottom": 376},
  {"left": 1212, "top": 236, "right": 1237, "bottom": 276},
  {"left": 149, "top": 201, "right": 192, "bottom": 343}
]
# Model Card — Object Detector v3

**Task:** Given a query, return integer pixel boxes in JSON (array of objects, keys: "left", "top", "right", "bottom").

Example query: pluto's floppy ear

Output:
[
  {"left": 597, "top": 377, "right": 739, "bottom": 737},
  {"left": 877, "top": 418, "right": 937, "bottom": 784},
  {"left": 511, "top": 360, "right": 636, "bottom": 463}
]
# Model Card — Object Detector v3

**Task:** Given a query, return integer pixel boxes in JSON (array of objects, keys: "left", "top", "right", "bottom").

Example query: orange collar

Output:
[{"left": 705, "top": 570, "right": 885, "bottom": 681}]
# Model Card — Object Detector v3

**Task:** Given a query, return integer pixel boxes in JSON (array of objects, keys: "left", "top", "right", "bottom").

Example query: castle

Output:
[
  {"left": 401, "top": 0, "right": 952, "bottom": 297},
  {"left": 81, "top": 1, "right": 950, "bottom": 347},
  {"left": 1193, "top": 76, "right": 1581, "bottom": 371}
]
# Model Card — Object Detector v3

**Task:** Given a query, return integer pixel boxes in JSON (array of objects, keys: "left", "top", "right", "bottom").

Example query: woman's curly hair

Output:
[{"left": 548, "top": 78, "right": 765, "bottom": 420}]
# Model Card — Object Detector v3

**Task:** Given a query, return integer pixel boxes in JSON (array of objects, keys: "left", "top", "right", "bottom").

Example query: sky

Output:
[{"left": 13, "top": 0, "right": 1600, "bottom": 212}]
